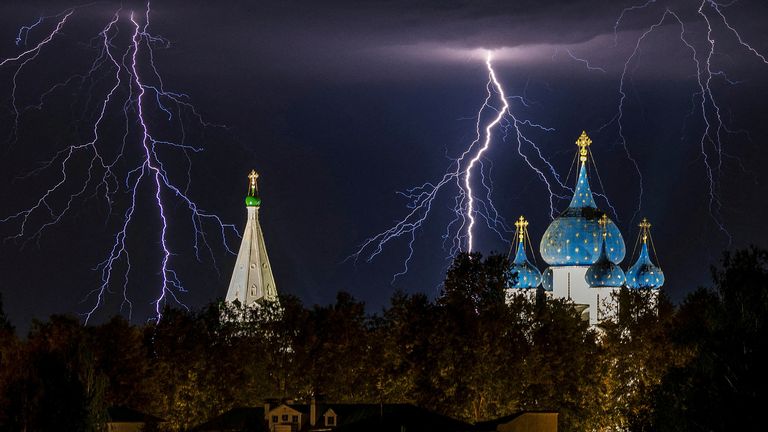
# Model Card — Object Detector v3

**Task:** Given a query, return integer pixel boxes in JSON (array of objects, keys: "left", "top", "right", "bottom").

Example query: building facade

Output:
[
  {"left": 226, "top": 170, "right": 280, "bottom": 307},
  {"left": 507, "top": 132, "right": 664, "bottom": 325}
]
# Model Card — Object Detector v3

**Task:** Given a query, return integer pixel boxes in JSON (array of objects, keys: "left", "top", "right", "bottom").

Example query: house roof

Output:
[
  {"left": 191, "top": 403, "right": 472, "bottom": 432},
  {"left": 107, "top": 406, "right": 164, "bottom": 424},
  {"left": 473, "top": 411, "right": 559, "bottom": 431},
  {"left": 192, "top": 407, "right": 266, "bottom": 431},
  {"left": 328, "top": 404, "right": 472, "bottom": 432},
  {"left": 270, "top": 404, "right": 304, "bottom": 415}
]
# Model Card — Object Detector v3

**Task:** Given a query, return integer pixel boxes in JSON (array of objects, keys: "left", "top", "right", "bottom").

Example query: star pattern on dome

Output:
[
  {"left": 585, "top": 215, "right": 626, "bottom": 288},
  {"left": 626, "top": 218, "right": 664, "bottom": 289},
  {"left": 540, "top": 133, "right": 626, "bottom": 266},
  {"left": 507, "top": 216, "right": 542, "bottom": 290}
]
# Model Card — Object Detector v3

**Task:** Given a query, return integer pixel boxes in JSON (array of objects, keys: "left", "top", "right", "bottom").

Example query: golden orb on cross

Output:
[
  {"left": 576, "top": 131, "right": 592, "bottom": 163},
  {"left": 515, "top": 215, "right": 529, "bottom": 242},
  {"left": 639, "top": 217, "right": 652, "bottom": 243},
  {"left": 244, "top": 170, "right": 262, "bottom": 207},
  {"left": 248, "top": 169, "right": 259, "bottom": 195},
  {"left": 598, "top": 214, "right": 609, "bottom": 238}
]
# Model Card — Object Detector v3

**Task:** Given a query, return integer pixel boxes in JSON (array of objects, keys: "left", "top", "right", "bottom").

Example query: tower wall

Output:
[
  {"left": 226, "top": 205, "right": 279, "bottom": 307},
  {"left": 550, "top": 266, "right": 619, "bottom": 325}
]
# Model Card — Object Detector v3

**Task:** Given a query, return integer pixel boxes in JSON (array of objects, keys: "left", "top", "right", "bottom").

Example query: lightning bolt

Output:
[
  {"left": 351, "top": 52, "right": 584, "bottom": 280},
  {"left": 602, "top": 0, "right": 767, "bottom": 241},
  {"left": 464, "top": 53, "right": 510, "bottom": 252},
  {"left": 1, "top": 10, "right": 74, "bottom": 142},
  {"left": 557, "top": 48, "right": 608, "bottom": 73},
  {"left": 350, "top": 0, "right": 768, "bottom": 283},
  {"left": 0, "top": 3, "right": 238, "bottom": 323}
]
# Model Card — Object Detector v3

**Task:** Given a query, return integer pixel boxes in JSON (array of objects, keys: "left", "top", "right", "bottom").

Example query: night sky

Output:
[{"left": 1, "top": 0, "right": 767, "bottom": 331}]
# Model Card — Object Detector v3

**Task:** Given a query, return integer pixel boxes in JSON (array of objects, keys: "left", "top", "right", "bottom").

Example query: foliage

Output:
[
  {"left": 0, "top": 316, "right": 107, "bottom": 432},
  {"left": 598, "top": 288, "right": 691, "bottom": 431},
  {"left": 0, "top": 292, "right": 12, "bottom": 333},
  {"left": 653, "top": 247, "right": 768, "bottom": 430},
  {"left": 1, "top": 248, "right": 766, "bottom": 430}
]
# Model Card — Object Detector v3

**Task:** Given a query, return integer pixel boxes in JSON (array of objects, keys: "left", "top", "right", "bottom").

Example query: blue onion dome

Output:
[
  {"left": 507, "top": 216, "right": 542, "bottom": 289},
  {"left": 540, "top": 132, "right": 625, "bottom": 266},
  {"left": 626, "top": 243, "right": 664, "bottom": 289},
  {"left": 541, "top": 267, "right": 554, "bottom": 292},
  {"left": 626, "top": 218, "right": 664, "bottom": 289},
  {"left": 585, "top": 217, "right": 626, "bottom": 287},
  {"left": 507, "top": 240, "right": 543, "bottom": 289}
]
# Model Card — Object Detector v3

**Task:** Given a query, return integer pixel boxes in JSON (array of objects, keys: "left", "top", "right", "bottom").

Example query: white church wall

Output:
[
  {"left": 550, "top": 266, "right": 623, "bottom": 325},
  {"left": 594, "top": 286, "right": 619, "bottom": 323}
]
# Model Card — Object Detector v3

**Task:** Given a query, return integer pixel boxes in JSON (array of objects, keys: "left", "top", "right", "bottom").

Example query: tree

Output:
[
  {"left": 291, "top": 292, "right": 373, "bottom": 402},
  {"left": 0, "top": 292, "right": 12, "bottom": 333},
  {"left": 2, "top": 315, "right": 108, "bottom": 432},
  {"left": 518, "top": 297, "right": 602, "bottom": 431},
  {"left": 655, "top": 247, "right": 768, "bottom": 430},
  {"left": 149, "top": 305, "right": 245, "bottom": 430},
  {"left": 598, "top": 288, "right": 690, "bottom": 431},
  {"left": 371, "top": 290, "right": 434, "bottom": 406},
  {"left": 90, "top": 316, "right": 154, "bottom": 411},
  {"left": 0, "top": 292, "right": 20, "bottom": 429},
  {"left": 416, "top": 252, "right": 531, "bottom": 422}
]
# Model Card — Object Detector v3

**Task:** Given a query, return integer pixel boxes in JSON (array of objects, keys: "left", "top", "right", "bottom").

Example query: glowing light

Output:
[{"left": 464, "top": 52, "right": 509, "bottom": 252}]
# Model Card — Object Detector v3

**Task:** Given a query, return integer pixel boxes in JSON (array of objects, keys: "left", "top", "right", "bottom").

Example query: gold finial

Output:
[
  {"left": 639, "top": 217, "right": 651, "bottom": 243},
  {"left": 248, "top": 169, "right": 259, "bottom": 196},
  {"left": 598, "top": 214, "right": 609, "bottom": 239},
  {"left": 576, "top": 131, "right": 592, "bottom": 163},
  {"left": 515, "top": 215, "right": 528, "bottom": 243}
]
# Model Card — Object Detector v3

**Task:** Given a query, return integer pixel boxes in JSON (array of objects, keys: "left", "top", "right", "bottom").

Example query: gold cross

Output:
[
  {"left": 639, "top": 217, "right": 651, "bottom": 243},
  {"left": 515, "top": 215, "right": 528, "bottom": 242},
  {"left": 248, "top": 169, "right": 259, "bottom": 195},
  {"left": 598, "top": 214, "right": 609, "bottom": 238},
  {"left": 576, "top": 131, "right": 591, "bottom": 163}
]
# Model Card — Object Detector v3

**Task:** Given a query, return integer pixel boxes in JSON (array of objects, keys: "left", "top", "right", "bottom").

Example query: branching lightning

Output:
[
  {"left": 351, "top": 52, "right": 581, "bottom": 280},
  {"left": 464, "top": 55, "right": 510, "bottom": 252},
  {"left": 603, "top": 0, "right": 767, "bottom": 240},
  {"left": 558, "top": 48, "right": 608, "bottom": 73},
  {"left": 353, "top": 0, "right": 765, "bottom": 280},
  {"left": 4, "top": 0, "right": 762, "bottom": 308},
  {"left": 0, "top": 3, "right": 237, "bottom": 323}
]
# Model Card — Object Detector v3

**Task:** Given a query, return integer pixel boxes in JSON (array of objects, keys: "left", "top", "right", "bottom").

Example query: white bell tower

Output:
[{"left": 226, "top": 170, "right": 279, "bottom": 307}]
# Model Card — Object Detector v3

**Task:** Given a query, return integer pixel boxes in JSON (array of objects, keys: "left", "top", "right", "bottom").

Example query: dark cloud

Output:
[{"left": 143, "top": 0, "right": 767, "bottom": 82}]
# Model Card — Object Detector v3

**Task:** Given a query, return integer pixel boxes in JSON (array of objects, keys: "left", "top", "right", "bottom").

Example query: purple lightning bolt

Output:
[
  {"left": 0, "top": 3, "right": 238, "bottom": 323},
  {"left": 600, "top": 0, "right": 767, "bottom": 242},
  {"left": 351, "top": 51, "right": 579, "bottom": 281}
]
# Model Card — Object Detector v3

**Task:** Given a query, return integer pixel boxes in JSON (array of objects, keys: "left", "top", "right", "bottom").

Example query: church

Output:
[
  {"left": 225, "top": 131, "right": 665, "bottom": 326},
  {"left": 506, "top": 131, "right": 665, "bottom": 325},
  {"left": 225, "top": 169, "right": 280, "bottom": 308}
]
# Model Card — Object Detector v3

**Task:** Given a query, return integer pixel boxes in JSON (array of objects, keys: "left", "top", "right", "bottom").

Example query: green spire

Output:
[{"left": 245, "top": 169, "right": 262, "bottom": 207}]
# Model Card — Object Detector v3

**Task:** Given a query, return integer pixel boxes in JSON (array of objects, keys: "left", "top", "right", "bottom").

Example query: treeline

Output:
[{"left": 1, "top": 248, "right": 767, "bottom": 431}]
